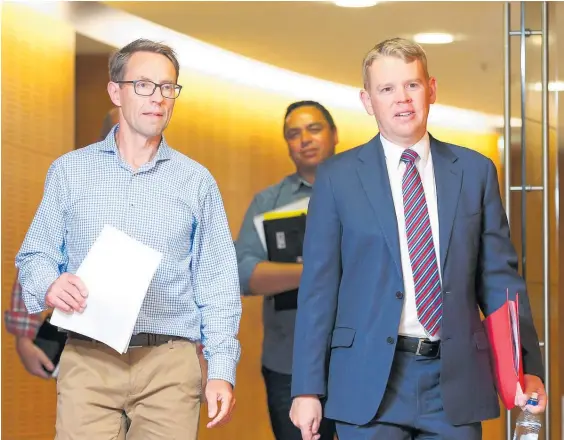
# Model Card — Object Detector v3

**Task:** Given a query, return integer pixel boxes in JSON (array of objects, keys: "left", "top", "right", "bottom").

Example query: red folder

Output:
[{"left": 483, "top": 291, "right": 525, "bottom": 410}]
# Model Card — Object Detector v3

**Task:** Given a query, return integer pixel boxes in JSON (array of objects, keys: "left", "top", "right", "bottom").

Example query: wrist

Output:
[
  {"left": 208, "top": 378, "right": 233, "bottom": 388},
  {"left": 15, "top": 336, "right": 34, "bottom": 353},
  {"left": 16, "top": 335, "right": 33, "bottom": 344}
]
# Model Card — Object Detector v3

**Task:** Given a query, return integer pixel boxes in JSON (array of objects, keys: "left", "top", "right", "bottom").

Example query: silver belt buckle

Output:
[{"left": 415, "top": 338, "right": 424, "bottom": 356}]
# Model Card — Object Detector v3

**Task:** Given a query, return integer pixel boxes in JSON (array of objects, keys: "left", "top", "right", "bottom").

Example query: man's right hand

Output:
[
  {"left": 16, "top": 337, "right": 54, "bottom": 379},
  {"left": 45, "top": 273, "right": 88, "bottom": 313},
  {"left": 290, "top": 395, "right": 323, "bottom": 440}
]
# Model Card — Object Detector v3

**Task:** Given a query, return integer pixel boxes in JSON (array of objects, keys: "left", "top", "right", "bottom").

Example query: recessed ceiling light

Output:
[
  {"left": 413, "top": 33, "right": 454, "bottom": 45},
  {"left": 334, "top": 0, "right": 379, "bottom": 7}
]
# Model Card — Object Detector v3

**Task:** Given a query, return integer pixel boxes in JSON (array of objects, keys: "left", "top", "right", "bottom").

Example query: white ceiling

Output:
[{"left": 76, "top": 1, "right": 556, "bottom": 120}]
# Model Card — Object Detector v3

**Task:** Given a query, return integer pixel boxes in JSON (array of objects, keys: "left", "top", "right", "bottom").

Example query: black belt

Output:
[
  {"left": 68, "top": 332, "right": 185, "bottom": 348},
  {"left": 396, "top": 335, "right": 440, "bottom": 357}
]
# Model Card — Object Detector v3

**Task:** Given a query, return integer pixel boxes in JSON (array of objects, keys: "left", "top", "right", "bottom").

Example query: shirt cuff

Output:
[
  {"left": 21, "top": 291, "right": 47, "bottom": 314},
  {"left": 18, "top": 262, "right": 59, "bottom": 313},
  {"left": 4, "top": 311, "right": 41, "bottom": 339},
  {"left": 206, "top": 354, "right": 238, "bottom": 387}
]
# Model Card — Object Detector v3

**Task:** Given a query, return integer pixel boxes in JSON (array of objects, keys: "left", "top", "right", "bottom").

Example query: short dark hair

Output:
[
  {"left": 108, "top": 38, "right": 180, "bottom": 82},
  {"left": 284, "top": 100, "right": 336, "bottom": 131}
]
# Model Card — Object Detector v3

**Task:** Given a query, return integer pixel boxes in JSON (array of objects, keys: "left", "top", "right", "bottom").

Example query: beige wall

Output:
[{"left": 1, "top": 4, "right": 76, "bottom": 440}]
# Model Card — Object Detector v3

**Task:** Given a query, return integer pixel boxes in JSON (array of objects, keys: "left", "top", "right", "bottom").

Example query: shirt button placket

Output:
[{"left": 129, "top": 173, "right": 136, "bottom": 208}]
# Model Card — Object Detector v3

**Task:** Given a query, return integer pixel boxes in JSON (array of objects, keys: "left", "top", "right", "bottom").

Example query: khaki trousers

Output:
[{"left": 55, "top": 338, "right": 202, "bottom": 440}]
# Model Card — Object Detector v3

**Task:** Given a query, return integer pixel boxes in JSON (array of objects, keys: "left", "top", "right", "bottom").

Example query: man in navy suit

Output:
[{"left": 289, "top": 37, "right": 547, "bottom": 440}]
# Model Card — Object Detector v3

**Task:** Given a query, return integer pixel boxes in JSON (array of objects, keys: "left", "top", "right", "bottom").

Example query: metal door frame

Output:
[{"left": 503, "top": 2, "right": 549, "bottom": 438}]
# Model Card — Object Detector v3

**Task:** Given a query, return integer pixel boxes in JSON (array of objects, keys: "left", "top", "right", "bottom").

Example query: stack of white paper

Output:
[
  {"left": 50, "top": 224, "right": 163, "bottom": 353},
  {"left": 253, "top": 197, "right": 310, "bottom": 252}
]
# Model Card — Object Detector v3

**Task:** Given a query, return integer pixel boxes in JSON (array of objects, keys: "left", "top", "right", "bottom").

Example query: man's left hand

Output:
[
  {"left": 16, "top": 336, "right": 54, "bottom": 379},
  {"left": 205, "top": 379, "right": 236, "bottom": 428},
  {"left": 518, "top": 374, "right": 547, "bottom": 414}
]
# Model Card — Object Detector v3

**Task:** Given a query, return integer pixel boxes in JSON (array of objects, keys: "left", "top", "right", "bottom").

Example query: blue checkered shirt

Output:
[{"left": 16, "top": 125, "right": 242, "bottom": 385}]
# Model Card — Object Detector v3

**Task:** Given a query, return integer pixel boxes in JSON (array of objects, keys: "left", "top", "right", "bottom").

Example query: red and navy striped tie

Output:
[{"left": 401, "top": 149, "right": 442, "bottom": 336}]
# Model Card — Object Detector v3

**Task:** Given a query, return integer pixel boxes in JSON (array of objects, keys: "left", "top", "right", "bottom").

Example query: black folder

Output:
[
  {"left": 263, "top": 213, "right": 307, "bottom": 311},
  {"left": 34, "top": 314, "right": 67, "bottom": 377}
]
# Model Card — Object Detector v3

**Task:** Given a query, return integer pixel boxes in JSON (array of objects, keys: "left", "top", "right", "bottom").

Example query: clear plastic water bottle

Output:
[{"left": 513, "top": 392, "right": 542, "bottom": 440}]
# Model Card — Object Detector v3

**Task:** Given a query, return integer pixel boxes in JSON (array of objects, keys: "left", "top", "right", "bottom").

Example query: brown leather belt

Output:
[
  {"left": 396, "top": 335, "right": 440, "bottom": 357},
  {"left": 68, "top": 332, "right": 185, "bottom": 348}
]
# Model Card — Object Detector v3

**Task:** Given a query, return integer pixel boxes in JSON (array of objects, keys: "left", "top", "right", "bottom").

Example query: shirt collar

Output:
[
  {"left": 380, "top": 131, "right": 430, "bottom": 168},
  {"left": 287, "top": 173, "right": 312, "bottom": 193},
  {"left": 97, "top": 123, "right": 173, "bottom": 162}
]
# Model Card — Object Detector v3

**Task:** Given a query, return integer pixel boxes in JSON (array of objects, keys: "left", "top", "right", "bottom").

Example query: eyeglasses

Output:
[{"left": 116, "top": 80, "right": 182, "bottom": 99}]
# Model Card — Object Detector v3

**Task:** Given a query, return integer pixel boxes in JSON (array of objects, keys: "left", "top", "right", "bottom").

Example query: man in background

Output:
[
  {"left": 5, "top": 275, "right": 51, "bottom": 377},
  {"left": 235, "top": 100, "right": 338, "bottom": 440}
]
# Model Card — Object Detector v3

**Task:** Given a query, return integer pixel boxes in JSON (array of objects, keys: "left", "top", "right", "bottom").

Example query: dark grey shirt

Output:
[{"left": 235, "top": 173, "right": 312, "bottom": 375}]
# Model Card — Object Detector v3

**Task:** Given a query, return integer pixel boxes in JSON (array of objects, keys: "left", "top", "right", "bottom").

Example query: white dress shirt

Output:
[{"left": 380, "top": 132, "right": 442, "bottom": 341}]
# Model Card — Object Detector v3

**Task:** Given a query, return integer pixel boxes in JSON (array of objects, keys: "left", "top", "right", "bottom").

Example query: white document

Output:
[
  {"left": 253, "top": 197, "right": 310, "bottom": 252},
  {"left": 50, "top": 224, "right": 163, "bottom": 354}
]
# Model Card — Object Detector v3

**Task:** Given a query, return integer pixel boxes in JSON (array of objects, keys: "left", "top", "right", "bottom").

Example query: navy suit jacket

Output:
[{"left": 291, "top": 134, "right": 544, "bottom": 426}]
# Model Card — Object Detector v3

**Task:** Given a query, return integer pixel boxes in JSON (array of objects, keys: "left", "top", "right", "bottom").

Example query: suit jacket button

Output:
[
  {"left": 395, "top": 291, "right": 403, "bottom": 299},
  {"left": 387, "top": 337, "right": 395, "bottom": 344}
]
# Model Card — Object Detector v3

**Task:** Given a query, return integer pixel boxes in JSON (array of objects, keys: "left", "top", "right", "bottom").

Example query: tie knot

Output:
[{"left": 400, "top": 149, "right": 419, "bottom": 164}]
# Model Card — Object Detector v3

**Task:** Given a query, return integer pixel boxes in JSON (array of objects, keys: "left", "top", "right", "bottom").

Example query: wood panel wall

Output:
[{"left": 1, "top": 4, "right": 75, "bottom": 440}]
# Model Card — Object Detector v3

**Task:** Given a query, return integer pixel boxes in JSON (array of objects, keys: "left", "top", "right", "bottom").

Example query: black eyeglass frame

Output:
[{"left": 115, "top": 80, "right": 183, "bottom": 99}]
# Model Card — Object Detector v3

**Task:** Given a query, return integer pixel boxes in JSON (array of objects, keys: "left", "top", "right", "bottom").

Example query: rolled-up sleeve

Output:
[
  {"left": 191, "top": 176, "right": 242, "bottom": 386},
  {"left": 4, "top": 274, "right": 43, "bottom": 338},
  {"left": 16, "top": 162, "right": 68, "bottom": 314},
  {"left": 234, "top": 195, "right": 268, "bottom": 295}
]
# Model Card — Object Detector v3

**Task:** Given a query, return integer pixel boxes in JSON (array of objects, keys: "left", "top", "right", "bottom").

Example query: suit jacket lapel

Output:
[
  {"left": 356, "top": 135, "right": 403, "bottom": 279},
  {"left": 430, "top": 135, "right": 462, "bottom": 274}
]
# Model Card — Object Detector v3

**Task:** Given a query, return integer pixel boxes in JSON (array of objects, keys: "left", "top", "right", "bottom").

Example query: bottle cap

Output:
[{"left": 526, "top": 392, "right": 540, "bottom": 407}]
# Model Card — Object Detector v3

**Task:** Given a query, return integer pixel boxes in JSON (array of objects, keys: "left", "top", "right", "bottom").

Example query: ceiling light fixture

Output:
[
  {"left": 333, "top": 0, "right": 379, "bottom": 7},
  {"left": 413, "top": 32, "right": 454, "bottom": 44}
]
